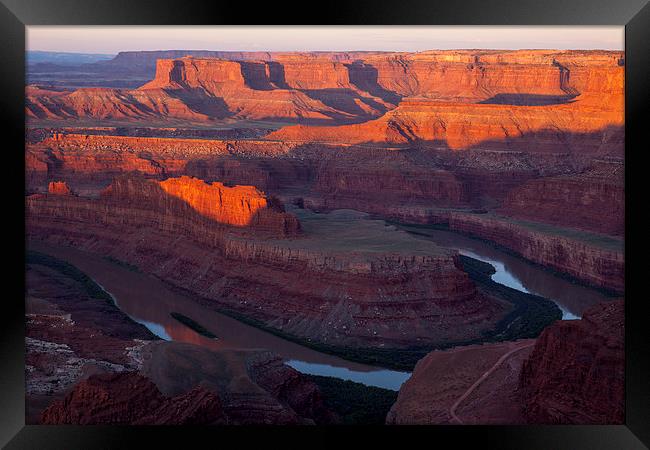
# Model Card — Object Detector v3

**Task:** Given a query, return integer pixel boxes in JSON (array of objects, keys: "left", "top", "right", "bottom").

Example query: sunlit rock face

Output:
[
  {"left": 27, "top": 49, "right": 623, "bottom": 131},
  {"left": 100, "top": 175, "right": 301, "bottom": 234},
  {"left": 47, "top": 181, "right": 73, "bottom": 195},
  {"left": 26, "top": 174, "right": 514, "bottom": 350},
  {"left": 24, "top": 47, "right": 625, "bottom": 351},
  {"left": 267, "top": 97, "right": 623, "bottom": 151},
  {"left": 30, "top": 175, "right": 301, "bottom": 238}
]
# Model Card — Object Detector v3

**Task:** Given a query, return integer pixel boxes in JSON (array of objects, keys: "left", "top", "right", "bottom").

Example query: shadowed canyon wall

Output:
[
  {"left": 27, "top": 176, "right": 511, "bottom": 349},
  {"left": 446, "top": 212, "right": 624, "bottom": 293},
  {"left": 27, "top": 49, "right": 623, "bottom": 130},
  {"left": 519, "top": 300, "right": 624, "bottom": 424},
  {"left": 386, "top": 299, "right": 623, "bottom": 425},
  {"left": 26, "top": 48, "right": 624, "bottom": 296}
]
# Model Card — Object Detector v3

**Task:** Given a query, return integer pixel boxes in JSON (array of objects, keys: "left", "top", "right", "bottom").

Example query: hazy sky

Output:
[{"left": 26, "top": 26, "right": 624, "bottom": 54}]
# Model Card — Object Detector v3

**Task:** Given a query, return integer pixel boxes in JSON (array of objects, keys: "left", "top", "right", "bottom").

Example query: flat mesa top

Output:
[{"left": 268, "top": 207, "right": 450, "bottom": 258}]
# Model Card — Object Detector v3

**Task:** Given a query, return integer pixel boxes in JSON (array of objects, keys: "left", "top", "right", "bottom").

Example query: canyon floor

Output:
[{"left": 24, "top": 48, "right": 625, "bottom": 425}]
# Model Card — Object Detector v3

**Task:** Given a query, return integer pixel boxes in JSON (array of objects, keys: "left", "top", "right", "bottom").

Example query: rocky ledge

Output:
[
  {"left": 519, "top": 300, "right": 624, "bottom": 424},
  {"left": 447, "top": 212, "right": 624, "bottom": 293},
  {"left": 26, "top": 250, "right": 336, "bottom": 425},
  {"left": 26, "top": 175, "right": 513, "bottom": 350},
  {"left": 386, "top": 299, "right": 623, "bottom": 425}
]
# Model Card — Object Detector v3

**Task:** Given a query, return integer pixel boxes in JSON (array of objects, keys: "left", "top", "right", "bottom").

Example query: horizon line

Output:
[{"left": 28, "top": 47, "right": 625, "bottom": 55}]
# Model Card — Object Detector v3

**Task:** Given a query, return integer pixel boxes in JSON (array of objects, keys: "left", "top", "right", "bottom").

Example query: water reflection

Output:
[
  {"left": 134, "top": 319, "right": 173, "bottom": 341},
  {"left": 397, "top": 225, "right": 612, "bottom": 319},
  {"left": 286, "top": 360, "right": 411, "bottom": 391},
  {"left": 460, "top": 249, "right": 580, "bottom": 320},
  {"left": 30, "top": 219, "right": 611, "bottom": 393},
  {"left": 30, "top": 242, "right": 412, "bottom": 391}
]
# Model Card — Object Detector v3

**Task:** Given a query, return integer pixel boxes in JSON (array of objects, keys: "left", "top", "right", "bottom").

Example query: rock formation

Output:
[
  {"left": 101, "top": 175, "right": 301, "bottom": 234},
  {"left": 87, "top": 50, "right": 392, "bottom": 79},
  {"left": 41, "top": 372, "right": 226, "bottom": 425},
  {"left": 519, "top": 300, "right": 624, "bottom": 424},
  {"left": 26, "top": 252, "right": 336, "bottom": 425},
  {"left": 386, "top": 340, "right": 535, "bottom": 424},
  {"left": 25, "top": 47, "right": 626, "bottom": 426},
  {"left": 386, "top": 300, "right": 623, "bottom": 425},
  {"left": 47, "top": 181, "right": 73, "bottom": 195},
  {"left": 26, "top": 175, "right": 515, "bottom": 349},
  {"left": 25, "top": 130, "right": 624, "bottom": 294},
  {"left": 27, "top": 50, "right": 623, "bottom": 131},
  {"left": 500, "top": 160, "right": 624, "bottom": 236},
  {"left": 267, "top": 50, "right": 623, "bottom": 151},
  {"left": 446, "top": 212, "right": 624, "bottom": 293},
  {"left": 267, "top": 97, "right": 623, "bottom": 153},
  {"left": 138, "top": 342, "right": 336, "bottom": 425}
]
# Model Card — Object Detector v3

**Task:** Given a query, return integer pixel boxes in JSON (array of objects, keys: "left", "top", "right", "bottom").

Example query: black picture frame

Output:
[{"left": 1, "top": 0, "right": 648, "bottom": 448}]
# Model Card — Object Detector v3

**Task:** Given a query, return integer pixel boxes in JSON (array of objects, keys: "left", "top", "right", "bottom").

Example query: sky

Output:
[{"left": 26, "top": 26, "right": 624, "bottom": 54}]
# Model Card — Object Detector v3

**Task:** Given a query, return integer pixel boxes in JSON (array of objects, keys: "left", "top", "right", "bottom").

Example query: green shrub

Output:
[{"left": 306, "top": 375, "right": 398, "bottom": 425}]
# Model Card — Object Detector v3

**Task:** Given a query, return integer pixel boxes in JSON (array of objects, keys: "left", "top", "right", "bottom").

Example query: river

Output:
[
  {"left": 29, "top": 221, "right": 611, "bottom": 391},
  {"left": 393, "top": 223, "right": 613, "bottom": 320},
  {"left": 29, "top": 241, "right": 412, "bottom": 391}
]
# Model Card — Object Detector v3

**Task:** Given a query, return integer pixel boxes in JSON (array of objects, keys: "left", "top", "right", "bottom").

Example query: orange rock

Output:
[
  {"left": 27, "top": 49, "right": 622, "bottom": 127},
  {"left": 267, "top": 95, "right": 623, "bottom": 153},
  {"left": 157, "top": 176, "right": 298, "bottom": 230},
  {"left": 47, "top": 181, "right": 73, "bottom": 195},
  {"left": 26, "top": 176, "right": 510, "bottom": 349},
  {"left": 100, "top": 175, "right": 301, "bottom": 236}
]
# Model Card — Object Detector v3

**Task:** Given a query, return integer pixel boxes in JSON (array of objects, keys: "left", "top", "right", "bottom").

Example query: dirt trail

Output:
[{"left": 449, "top": 341, "right": 535, "bottom": 424}]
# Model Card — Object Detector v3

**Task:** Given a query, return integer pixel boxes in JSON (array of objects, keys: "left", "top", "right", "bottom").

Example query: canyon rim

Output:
[{"left": 24, "top": 26, "right": 625, "bottom": 426}]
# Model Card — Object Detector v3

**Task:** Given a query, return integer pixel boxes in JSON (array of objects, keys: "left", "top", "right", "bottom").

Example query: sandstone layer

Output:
[
  {"left": 386, "top": 300, "right": 623, "bottom": 425},
  {"left": 446, "top": 212, "right": 624, "bottom": 293},
  {"left": 27, "top": 50, "right": 623, "bottom": 131},
  {"left": 268, "top": 97, "right": 623, "bottom": 154},
  {"left": 25, "top": 129, "right": 624, "bottom": 294},
  {"left": 47, "top": 181, "right": 73, "bottom": 195},
  {"left": 26, "top": 252, "right": 336, "bottom": 425},
  {"left": 25, "top": 49, "right": 624, "bottom": 339},
  {"left": 500, "top": 160, "right": 624, "bottom": 236},
  {"left": 25, "top": 48, "right": 626, "bottom": 427},
  {"left": 519, "top": 300, "right": 624, "bottom": 424},
  {"left": 26, "top": 175, "right": 514, "bottom": 349},
  {"left": 386, "top": 340, "right": 535, "bottom": 425},
  {"left": 41, "top": 371, "right": 226, "bottom": 425},
  {"left": 103, "top": 175, "right": 301, "bottom": 235}
]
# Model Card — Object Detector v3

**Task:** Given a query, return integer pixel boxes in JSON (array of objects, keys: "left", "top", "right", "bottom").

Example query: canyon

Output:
[
  {"left": 27, "top": 175, "right": 517, "bottom": 350},
  {"left": 387, "top": 299, "right": 624, "bottom": 425},
  {"left": 25, "top": 47, "right": 625, "bottom": 426},
  {"left": 26, "top": 251, "right": 336, "bottom": 425},
  {"left": 25, "top": 131, "right": 624, "bottom": 292}
]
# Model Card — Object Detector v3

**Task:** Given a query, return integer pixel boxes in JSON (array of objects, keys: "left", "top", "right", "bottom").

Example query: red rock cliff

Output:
[
  {"left": 519, "top": 300, "right": 624, "bottom": 424},
  {"left": 28, "top": 50, "right": 623, "bottom": 128},
  {"left": 102, "top": 175, "right": 301, "bottom": 234},
  {"left": 268, "top": 96, "right": 623, "bottom": 153},
  {"left": 47, "top": 181, "right": 73, "bottom": 195},
  {"left": 26, "top": 177, "right": 510, "bottom": 349},
  {"left": 447, "top": 212, "right": 624, "bottom": 293},
  {"left": 267, "top": 50, "right": 623, "bottom": 151},
  {"left": 500, "top": 160, "right": 624, "bottom": 236},
  {"left": 41, "top": 372, "right": 226, "bottom": 425}
]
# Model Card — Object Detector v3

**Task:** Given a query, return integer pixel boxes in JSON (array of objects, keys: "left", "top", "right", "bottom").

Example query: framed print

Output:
[{"left": 1, "top": 0, "right": 648, "bottom": 448}]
